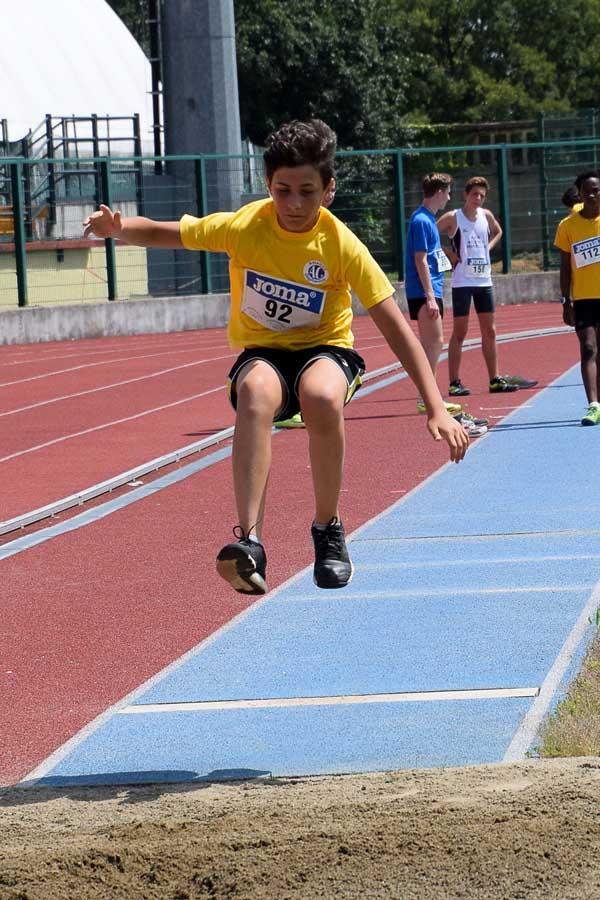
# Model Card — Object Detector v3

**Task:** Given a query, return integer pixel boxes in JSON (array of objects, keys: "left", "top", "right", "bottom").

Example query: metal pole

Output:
[
  {"left": 497, "top": 147, "right": 512, "bottom": 274},
  {"left": 91, "top": 114, "right": 101, "bottom": 209},
  {"left": 148, "top": 0, "right": 163, "bottom": 174},
  {"left": 133, "top": 113, "right": 145, "bottom": 216},
  {"left": 45, "top": 114, "right": 57, "bottom": 229},
  {"left": 393, "top": 151, "right": 406, "bottom": 281},
  {"left": 10, "top": 162, "right": 28, "bottom": 307},
  {"left": 194, "top": 156, "right": 212, "bottom": 293},
  {"left": 537, "top": 114, "right": 550, "bottom": 271},
  {"left": 100, "top": 160, "right": 117, "bottom": 300}
]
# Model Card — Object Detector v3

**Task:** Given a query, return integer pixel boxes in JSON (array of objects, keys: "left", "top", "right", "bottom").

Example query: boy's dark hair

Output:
[
  {"left": 464, "top": 176, "right": 489, "bottom": 194},
  {"left": 422, "top": 172, "right": 452, "bottom": 197},
  {"left": 263, "top": 119, "right": 337, "bottom": 187},
  {"left": 575, "top": 170, "right": 600, "bottom": 190},
  {"left": 561, "top": 185, "right": 580, "bottom": 209}
]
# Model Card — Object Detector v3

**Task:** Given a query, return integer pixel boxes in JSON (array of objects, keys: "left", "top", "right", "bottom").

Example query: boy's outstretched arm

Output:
[
  {"left": 368, "top": 297, "right": 469, "bottom": 462},
  {"left": 83, "top": 204, "right": 183, "bottom": 248}
]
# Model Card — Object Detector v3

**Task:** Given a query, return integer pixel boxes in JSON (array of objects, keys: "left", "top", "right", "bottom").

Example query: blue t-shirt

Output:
[{"left": 404, "top": 205, "right": 446, "bottom": 299}]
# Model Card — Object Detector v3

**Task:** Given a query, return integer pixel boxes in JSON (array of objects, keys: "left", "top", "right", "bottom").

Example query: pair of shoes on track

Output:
[
  {"left": 216, "top": 518, "right": 353, "bottom": 595},
  {"left": 450, "top": 375, "right": 538, "bottom": 396},
  {"left": 453, "top": 410, "right": 488, "bottom": 437}
]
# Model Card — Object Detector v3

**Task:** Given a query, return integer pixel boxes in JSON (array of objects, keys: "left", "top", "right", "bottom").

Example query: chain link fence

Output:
[{"left": 1, "top": 135, "right": 599, "bottom": 308}]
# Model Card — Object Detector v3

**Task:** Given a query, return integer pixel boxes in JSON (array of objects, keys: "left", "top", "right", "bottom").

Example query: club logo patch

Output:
[{"left": 303, "top": 260, "right": 328, "bottom": 284}]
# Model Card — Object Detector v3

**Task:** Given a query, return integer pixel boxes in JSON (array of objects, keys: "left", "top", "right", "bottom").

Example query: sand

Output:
[{"left": 1, "top": 757, "right": 599, "bottom": 898}]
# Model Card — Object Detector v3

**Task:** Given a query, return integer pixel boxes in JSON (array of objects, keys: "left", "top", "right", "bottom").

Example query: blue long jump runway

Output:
[{"left": 24, "top": 365, "right": 600, "bottom": 786}]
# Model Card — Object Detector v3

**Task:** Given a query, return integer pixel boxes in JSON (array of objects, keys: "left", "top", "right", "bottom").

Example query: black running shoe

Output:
[
  {"left": 311, "top": 517, "right": 353, "bottom": 589},
  {"left": 449, "top": 379, "right": 471, "bottom": 396},
  {"left": 489, "top": 376, "right": 518, "bottom": 393},
  {"left": 216, "top": 527, "right": 267, "bottom": 595}
]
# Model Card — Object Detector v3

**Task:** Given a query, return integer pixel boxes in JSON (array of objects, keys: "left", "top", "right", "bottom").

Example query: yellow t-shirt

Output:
[
  {"left": 554, "top": 210, "right": 600, "bottom": 300},
  {"left": 180, "top": 199, "right": 394, "bottom": 350}
]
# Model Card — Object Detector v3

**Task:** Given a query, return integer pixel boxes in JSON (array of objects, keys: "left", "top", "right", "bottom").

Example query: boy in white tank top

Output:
[{"left": 437, "top": 176, "right": 536, "bottom": 396}]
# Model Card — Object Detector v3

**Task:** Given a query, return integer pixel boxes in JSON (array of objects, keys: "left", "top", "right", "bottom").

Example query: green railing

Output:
[{"left": 1, "top": 135, "right": 599, "bottom": 309}]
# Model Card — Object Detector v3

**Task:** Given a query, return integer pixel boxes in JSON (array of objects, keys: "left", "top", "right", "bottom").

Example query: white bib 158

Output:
[
  {"left": 573, "top": 236, "right": 600, "bottom": 269},
  {"left": 242, "top": 270, "right": 326, "bottom": 331},
  {"left": 466, "top": 257, "right": 491, "bottom": 278},
  {"left": 434, "top": 249, "right": 452, "bottom": 272}
]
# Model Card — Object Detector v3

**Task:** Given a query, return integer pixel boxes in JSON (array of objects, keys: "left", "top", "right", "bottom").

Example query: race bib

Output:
[
  {"left": 241, "top": 270, "right": 326, "bottom": 331},
  {"left": 434, "top": 249, "right": 452, "bottom": 272},
  {"left": 573, "top": 236, "right": 600, "bottom": 269},
  {"left": 466, "top": 257, "right": 491, "bottom": 278}
]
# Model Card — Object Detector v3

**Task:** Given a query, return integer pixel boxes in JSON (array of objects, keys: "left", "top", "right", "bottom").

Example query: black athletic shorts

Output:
[
  {"left": 406, "top": 296, "right": 444, "bottom": 321},
  {"left": 574, "top": 299, "right": 600, "bottom": 331},
  {"left": 451, "top": 286, "right": 495, "bottom": 317},
  {"left": 227, "top": 344, "right": 366, "bottom": 421}
]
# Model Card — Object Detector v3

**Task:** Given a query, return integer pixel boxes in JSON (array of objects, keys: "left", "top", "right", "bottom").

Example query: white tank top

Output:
[{"left": 450, "top": 208, "right": 492, "bottom": 288}]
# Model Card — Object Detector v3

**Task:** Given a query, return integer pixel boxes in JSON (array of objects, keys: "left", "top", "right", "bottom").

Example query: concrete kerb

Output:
[{"left": 0, "top": 271, "right": 559, "bottom": 346}]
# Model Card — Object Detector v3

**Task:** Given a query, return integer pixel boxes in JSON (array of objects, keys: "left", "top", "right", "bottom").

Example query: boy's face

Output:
[
  {"left": 580, "top": 177, "right": 600, "bottom": 215},
  {"left": 267, "top": 165, "right": 333, "bottom": 232},
  {"left": 464, "top": 186, "right": 487, "bottom": 210}
]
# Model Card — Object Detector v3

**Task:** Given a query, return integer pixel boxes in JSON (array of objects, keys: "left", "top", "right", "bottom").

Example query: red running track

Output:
[
  {"left": 0, "top": 304, "right": 581, "bottom": 784},
  {"left": 1, "top": 303, "right": 567, "bottom": 522}
]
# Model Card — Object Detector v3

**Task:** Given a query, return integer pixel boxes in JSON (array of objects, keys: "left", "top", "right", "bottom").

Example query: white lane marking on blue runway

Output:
[
  {"left": 18, "top": 356, "right": 591, "bottom": 778},
  {"left": 279, "top": 586, "right": 591, "bottom": 602},
  {"left": 503, "top": 577, "right": 600, "bottom": 762},
  {"left": 120, "top": 687, "right": 540, "bottom": 714}
]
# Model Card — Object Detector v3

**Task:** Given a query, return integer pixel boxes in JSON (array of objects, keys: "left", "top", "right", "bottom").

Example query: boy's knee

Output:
[
  {"left": 580, "top": 341, "right": 597, "bottom": 363},
  {"left": 301, "top": 388, "right": 343, "bottom": 422},
  {"left": 236, "top": 373, "right": 281, "bottom": 416}
]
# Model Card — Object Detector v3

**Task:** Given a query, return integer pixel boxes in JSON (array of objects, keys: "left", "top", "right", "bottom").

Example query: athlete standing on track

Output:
[
  {"left": 437, "top": 176, "right": 532, "bottom": 397},
  {"left": 83, "top": 119, "right": 468, "bottom": 596},
  {"left": 554, "top": 169, "right": 600, "bottom": 426},
  {"left": 404, "top": 173, "right": 487, "bottom": 437}
]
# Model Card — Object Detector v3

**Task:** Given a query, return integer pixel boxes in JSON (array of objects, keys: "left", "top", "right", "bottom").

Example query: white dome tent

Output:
[{"left": 0, "top": 0, "right": 153, "bottom": 148}]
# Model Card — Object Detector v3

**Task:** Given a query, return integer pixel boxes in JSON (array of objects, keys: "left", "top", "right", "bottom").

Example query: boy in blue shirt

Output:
[{"left": 405, "top": 173, "right": 487, "bottom": 436}]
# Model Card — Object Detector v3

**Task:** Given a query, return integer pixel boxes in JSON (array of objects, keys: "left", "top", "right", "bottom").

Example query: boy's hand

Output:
[
  {"left": 427, "top": 410, "right": 469, "bottom": 462},
  {"left": 83, "top": 204, "right": 123, "bottom": 240}
]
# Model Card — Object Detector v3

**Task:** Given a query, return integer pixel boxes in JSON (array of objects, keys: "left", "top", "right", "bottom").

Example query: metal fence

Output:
[{"left": 1, "top": 135, "right": 599, "bottom": 309}]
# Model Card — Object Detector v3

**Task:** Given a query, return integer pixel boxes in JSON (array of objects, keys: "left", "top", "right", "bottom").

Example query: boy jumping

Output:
[{"left": 84, "top": 120, "right": 468, "bottom": 596}]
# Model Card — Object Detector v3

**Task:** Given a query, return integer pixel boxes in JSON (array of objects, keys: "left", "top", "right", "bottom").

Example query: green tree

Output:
[
  {"left": 398, "top": 0, "right": 600, "bottom": 123},
  {"left": 106, "top": 0, "right": 600, "bottom": 144},
  {"left": 234, "top": 0, "right": 411, "bottom": 147}
]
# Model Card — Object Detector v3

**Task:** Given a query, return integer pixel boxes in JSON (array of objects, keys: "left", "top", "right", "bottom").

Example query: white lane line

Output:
[
  {"left": 0, "top": 344, "right": 232, "bottom": 388},
  {"left": 356, "top": 527, "right": 600, "bottom": 543},
  {"left": 0, "top": 385, "right": 226, "bottom": 464},
  {"left": 119, "top": 687, "right": 540, "bottom": 714},
  {"left": 358, "top": 554, "right": 600, "bottom": 569},
  {"left": 0, "top": 338, "right": 229, "bottom": 369},
  {"left": 0, "top": 355, "right": 233, "bottom": 417},
  {"left": 281, "top": 585, "right": 592, "bottom": 602},
  {"left": 503, "top": 577, "right": 600, "bottom": 762}
]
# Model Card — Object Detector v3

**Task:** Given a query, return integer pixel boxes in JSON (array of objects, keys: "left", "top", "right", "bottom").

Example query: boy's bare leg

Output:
[
  {"left": 298, "top": 358, "right": 347, "bottom": 524},
  {"left": 577, "top": 325, "right": 599, "bottom": 403},
  {"left": 232, "top": 361, "right": 285, "bottom": 537},
  {"left": 448, "top": 315, "right": 469, "bottom": 383},
  {"left": 299, "top": 357, "right": 354, "bottom": 589},
  {"left": 478, "top": 311, "right": 499, "bottom": 381},
  {"left": 416, "top": 306, "right": 443, "bottom": 376}
]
